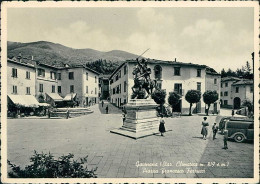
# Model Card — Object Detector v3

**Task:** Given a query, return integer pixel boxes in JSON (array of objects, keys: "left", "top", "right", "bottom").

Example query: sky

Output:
[{"left": 7, "top": 7, "right": 255, "bottom": 72}]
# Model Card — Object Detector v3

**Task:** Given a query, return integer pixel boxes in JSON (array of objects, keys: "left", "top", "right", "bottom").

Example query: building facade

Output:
[
  {"left": 7, "top": 56, "right": 99, "bottom": 108},
  {"left": 220, "top": 77, "right": 253, "bottom": 109},
  {"left": 7, "top": 58, "right": 36, "bottom": 96},
  {"left": 205, "top": 67, "right": 221, "bottom": 114},
  {"left": 35, "top": 63, "right": 59, "bottom": 103},
  {"left": 57, "top": 65, "right": 99, "bottom": 106},
  {"left": 109, "top": 59, "right": 211, "bottom": 114}
]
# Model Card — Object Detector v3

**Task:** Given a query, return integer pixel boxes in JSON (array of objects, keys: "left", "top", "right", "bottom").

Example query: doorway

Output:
[
  {"left": 172, "top": 100, "right": 182, "bottom": 112},
  {"left": 233, "top": 97, "right": 241, "bottom": 109}
]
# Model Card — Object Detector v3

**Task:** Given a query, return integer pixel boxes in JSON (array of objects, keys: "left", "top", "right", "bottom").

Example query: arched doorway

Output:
[{"left": 233, "top": 97, "right": 241, "bottom": 109}]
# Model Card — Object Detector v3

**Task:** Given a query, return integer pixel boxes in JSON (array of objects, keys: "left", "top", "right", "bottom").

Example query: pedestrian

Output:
[
  {"left": 48, "top": 108, "right": 51, "bottom": 118},
  {"left": 201, "top": 117, "right": 209, "bottom": 140},
  {"left": 232, "top": 109, "right": 235, "bottom": 117},
  {"left": 105, "top": 105, "right": 109, "bottom": 114},
  {"left": 212, "top": 122, "right": 218, "bottom": 140},
  {"left": 102, "top": 100, "right": 104, "bottom": 107},
  {"left": 223, "top": 129, "right": 228, "bottom": 149},
  {"left": 122, "top": 112, "right": 126, "bottom": 123},
  {"left": 66, "top": 109, "right": 70, "bottom": 119},
  {"left": 159, "top": 114, "right": 166, "bottom": 136}
]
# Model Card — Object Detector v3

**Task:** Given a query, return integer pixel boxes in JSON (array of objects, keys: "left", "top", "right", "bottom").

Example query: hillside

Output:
[{"left": 7, "top": 41, "right": 140, "bottom": 67}]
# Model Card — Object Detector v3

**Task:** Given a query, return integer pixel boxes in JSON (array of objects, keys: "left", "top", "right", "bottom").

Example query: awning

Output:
[
  {"left": 38, "top": 103, "right": 50, "bottom": 107},
  {"left": 8, "top": 95, "right": 40, "bottom": 107},
  {"left": 63, "top": 93, "right": 77, "bottom": 101},
  {"left": 46, "top": 93, "right": 63, "bottom": 102}
]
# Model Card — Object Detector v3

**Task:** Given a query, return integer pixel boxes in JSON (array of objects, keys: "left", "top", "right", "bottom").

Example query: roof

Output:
[
  {"left": 66, "top": 64, "right": 100, "bottom": 75},
  {"left": 38, "top": 62, "right": 62, "bottom": 69},
  {"left": 221, "top": 77, "right": 240, "bottom": 82},
  {"left": 7, "top": 58, "right": 35, "bottom": 69},
  {"left": 232, "top": 79, "right": 253, "bottom": 86},
  {"left": 127, "top": 59, "right": 207, "bottom": 68},
  {"left": 205, "top": 67, "right": 221, "bottom": 76},
  {"left": 46, "top": 93, "right": 63, "bottom": 101},
  {"left": 7, "top": 57, "right": 100, "bottom": 75},
  {"left": 109, "top": 59, "right": 207, "bottom": 80},
  {"left": 8, "top": 94, "right": 41, "bottom": 107}
]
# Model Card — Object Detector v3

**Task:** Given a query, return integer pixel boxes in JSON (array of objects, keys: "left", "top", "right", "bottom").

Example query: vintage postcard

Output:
[{"left": 1, "top": 1, "right": 259, "bottom": 183}]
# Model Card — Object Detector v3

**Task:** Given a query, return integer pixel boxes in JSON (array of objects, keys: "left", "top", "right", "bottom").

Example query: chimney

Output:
[{"left": 174, "top": 58, "right": 177, "bottom": 62}]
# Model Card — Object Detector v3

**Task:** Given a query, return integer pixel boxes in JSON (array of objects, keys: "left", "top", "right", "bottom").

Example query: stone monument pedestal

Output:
[{"left": 110, "top": 99, "right": 160, "bottom": 139}]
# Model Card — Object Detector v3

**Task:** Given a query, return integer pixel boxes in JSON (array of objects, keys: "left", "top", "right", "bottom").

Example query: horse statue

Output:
[{"left": 131, "top": 58, "right": 158, "bottom": 99}]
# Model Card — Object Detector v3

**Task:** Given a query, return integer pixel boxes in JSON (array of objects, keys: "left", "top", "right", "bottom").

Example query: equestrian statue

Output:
[{"left": 131, "top": 57, "right": 158, "bottom": 99}]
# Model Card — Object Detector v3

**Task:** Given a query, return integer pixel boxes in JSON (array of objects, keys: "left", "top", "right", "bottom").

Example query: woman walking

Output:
[
  {"left": 159, "top": 114, "right": 166, "bottom": 136},
  {"left": 201, "top": 117, "right": 209, "bottom": 140}
]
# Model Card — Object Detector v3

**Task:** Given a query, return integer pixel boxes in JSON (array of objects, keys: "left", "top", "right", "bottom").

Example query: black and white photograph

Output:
[{"left": 1, "top": 1, "right": 259, "bottom": 183}]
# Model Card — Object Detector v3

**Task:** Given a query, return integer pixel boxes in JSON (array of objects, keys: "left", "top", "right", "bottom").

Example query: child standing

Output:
[
  {"left": 212, "top": 123, "right": 218, "bottom": 140},
  {"left": 159, "top": 114, "right": 166, "bottom": 136}
]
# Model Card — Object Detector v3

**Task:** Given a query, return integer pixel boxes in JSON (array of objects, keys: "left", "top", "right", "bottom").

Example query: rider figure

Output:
[{"left": 136, "top": 58, "right": 151, "bottom": 83}]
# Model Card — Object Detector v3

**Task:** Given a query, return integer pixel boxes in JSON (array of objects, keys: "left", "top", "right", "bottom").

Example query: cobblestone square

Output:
[{"left": 7, "top": 102, "right": 254, "bottom": 178}]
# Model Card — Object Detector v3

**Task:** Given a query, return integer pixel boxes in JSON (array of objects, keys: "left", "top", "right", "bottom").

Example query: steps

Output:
[{"left": 51, "top": 108, "right": 93, "bottom": 118}]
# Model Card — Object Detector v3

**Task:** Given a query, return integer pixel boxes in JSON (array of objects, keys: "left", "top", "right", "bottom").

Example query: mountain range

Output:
[{"left": 7, "top": 41, "right": 140, "bottom": 67}]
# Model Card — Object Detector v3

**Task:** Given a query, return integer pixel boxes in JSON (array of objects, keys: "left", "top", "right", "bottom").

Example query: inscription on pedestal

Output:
[{"left": 110, "top": 99, "right": 160, "bottom": 139}]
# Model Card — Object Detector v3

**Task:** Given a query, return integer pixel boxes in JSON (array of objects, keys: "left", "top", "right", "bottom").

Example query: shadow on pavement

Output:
[
  {"left": 192, "top": 136, "right": 204, "bottom": 140},
  {"left": 194, "top": 131, "right": 254, "bottom": 178}
]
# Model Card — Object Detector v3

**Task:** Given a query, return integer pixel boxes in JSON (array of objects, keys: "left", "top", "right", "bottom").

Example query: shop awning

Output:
[
  {"left": 8, "top": 95, "right": 40, "bottom": 107},
  {"left": 46, "top": 93, "right": 63, "bottom": 102},
  {"left": 38, "top": 103, "right": 50, "bottom": 107},
  {"left": 63, "top": 93, "right": 77, "bottom": 101}
]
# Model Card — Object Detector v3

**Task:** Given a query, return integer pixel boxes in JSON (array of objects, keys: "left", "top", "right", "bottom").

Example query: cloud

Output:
[
  {"left": 136, "top": 8, "right": 175, "bottom": 35},
  {"left": 181, "top": 19, "right": 224, "bottom": 38},
  {"left": 43, "top": 21, "right": 122, "bottom": 51},
  {"left": 37, "top": 12, "right": 253, "bottom": 73},
  {"left": 180, "top": 19, "right": 253, "bottom": 58}
]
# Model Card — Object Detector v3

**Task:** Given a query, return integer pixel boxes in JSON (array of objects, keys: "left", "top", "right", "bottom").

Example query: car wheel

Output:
[{"left": 234, "top": 134, "right": 245, "bottom": 143}]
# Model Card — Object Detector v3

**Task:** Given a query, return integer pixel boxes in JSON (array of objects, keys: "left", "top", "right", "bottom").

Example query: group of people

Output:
[{"left": 201, "top": 117, "right": 228, "bottom": 149}]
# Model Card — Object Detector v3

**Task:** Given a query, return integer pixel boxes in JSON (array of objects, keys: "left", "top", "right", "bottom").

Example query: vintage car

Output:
[
  {"left": 224, "top": 118, "right": 254, "bottom": 143},
  {"left": 215, "top": 115, "right": 251, "bottom": 134}
]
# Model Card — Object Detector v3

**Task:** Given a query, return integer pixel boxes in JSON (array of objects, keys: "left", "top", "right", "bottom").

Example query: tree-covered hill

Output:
[{"left": 7, "top": 41, "right": 140, "bottom": 72}]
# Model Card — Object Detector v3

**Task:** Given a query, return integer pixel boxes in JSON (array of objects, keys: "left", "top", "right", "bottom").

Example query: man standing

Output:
[
  {"left": 102, "top": 100, "right": 104, "bottom": 107},
  {"left": 223, "top": 130, "right": 228, "bottom": 149}
]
